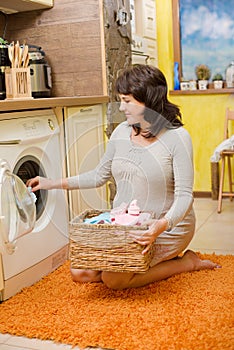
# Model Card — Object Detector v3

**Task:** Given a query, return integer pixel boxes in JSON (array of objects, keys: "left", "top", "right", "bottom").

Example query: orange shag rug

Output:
[{"left": 0, "top": 253, "right": 234, "bottom": 350}]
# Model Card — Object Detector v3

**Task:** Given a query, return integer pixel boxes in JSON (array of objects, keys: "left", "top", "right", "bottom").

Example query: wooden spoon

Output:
[
  {"left": 23, "top": 53, "right": 30, "bottom": 68},
  {"left": 18, "top": 45, "right": 23, "bottom": 67},
  {"left": 14, "top": 41, "right": 20, "bottom": 68},
  {"left": 22, "top": 45, "right": 29, "bottom": 67}
]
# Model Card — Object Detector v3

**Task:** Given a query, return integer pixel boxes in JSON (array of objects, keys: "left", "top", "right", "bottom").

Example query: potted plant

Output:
[
  {"left": 212, "top": 73, "right": 224, "bottom": 89},
  {"left": 195, "top": 64, "right": 211, "bottom": 90}
]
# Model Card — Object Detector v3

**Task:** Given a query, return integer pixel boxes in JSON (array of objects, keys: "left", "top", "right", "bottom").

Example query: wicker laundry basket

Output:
[{"left": 69, "top": 209, "right": 155, "bottom": 273}]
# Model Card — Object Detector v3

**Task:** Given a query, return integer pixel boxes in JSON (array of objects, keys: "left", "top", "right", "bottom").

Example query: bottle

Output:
[
  {"left": 128, "top": 200, "right": 140, "bottom": 216},
  {"left": 174, "top": 62, "right": 180, "bottom": 90},
  {"left": 225, "top": 61, "right": 234, "bottom": 88}
]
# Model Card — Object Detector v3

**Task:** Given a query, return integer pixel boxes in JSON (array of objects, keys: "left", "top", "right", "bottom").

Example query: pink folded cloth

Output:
[
  {"left": 110, "top": 202, "right": 128, "bottom": 215},
  {"left": 114, "top": 214, "right": 139, "bottom": 226},
  {"left": 111, "top": 200, "right": 152, "bottom": 226},
  {"left": 114, "top": 212, "right": 152, "bottom": 226}
]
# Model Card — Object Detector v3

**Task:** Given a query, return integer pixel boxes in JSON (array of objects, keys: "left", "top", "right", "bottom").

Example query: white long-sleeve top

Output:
[{"left": 68, "top": 121, "right": 195, "bottom": 233}]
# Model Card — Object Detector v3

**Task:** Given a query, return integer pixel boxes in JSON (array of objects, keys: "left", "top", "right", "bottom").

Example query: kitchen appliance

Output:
[
  {"left": 0, "top": 44, "right": 10, "bottom": 100},
  {"left": 0, "top": 109, "right": 69, "bottom": 301},
  {"left": 29, "top": 45, "right": 52, "bottom": 98}
]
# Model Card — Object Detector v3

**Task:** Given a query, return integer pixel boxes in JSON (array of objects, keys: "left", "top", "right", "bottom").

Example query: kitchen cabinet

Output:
[
  {"left": 145, "top": 38, "right": 158, "bottom": 67},
  {"left": 142, "top": 0, "right": 158, "bottom": 66},
  {"left": 130, "top": 0, "right": 158, "bottom": 66},
  {"left": 65, "top": 105, "right": 108, "bottom": 219},
  {"left": 142, "top": 0, "right": 157, "bottom": 40},
  {"left": 0, "top": 0, "right": 53, "bottom": 14},
  {"left": 131, "top": 0, "right": 156, "bottom": 39}
]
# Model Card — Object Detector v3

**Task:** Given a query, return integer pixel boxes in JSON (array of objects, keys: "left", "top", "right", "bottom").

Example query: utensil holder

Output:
[{"left": 5, "top": 67, "right": 32, "bottom": 99}]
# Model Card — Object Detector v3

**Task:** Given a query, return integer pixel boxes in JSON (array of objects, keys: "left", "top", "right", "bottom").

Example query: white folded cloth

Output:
[{"left": 210, "top": 135, "right": 234, "bottom": 162}]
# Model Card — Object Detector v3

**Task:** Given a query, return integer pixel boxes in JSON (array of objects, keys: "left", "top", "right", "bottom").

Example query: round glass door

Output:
[{"left": 0, "top": 159, "right": 36, "bottom": 254}]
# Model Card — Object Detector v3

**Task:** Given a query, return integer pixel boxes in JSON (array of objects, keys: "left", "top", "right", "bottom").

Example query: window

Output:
[{"left": 172, "top": 0, "right": 234, "bottom": 81}]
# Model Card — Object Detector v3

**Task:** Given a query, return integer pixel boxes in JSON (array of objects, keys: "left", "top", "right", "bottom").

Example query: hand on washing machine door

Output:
[{"left": 0, "top": 159, "right": 36, "bottom": 254}]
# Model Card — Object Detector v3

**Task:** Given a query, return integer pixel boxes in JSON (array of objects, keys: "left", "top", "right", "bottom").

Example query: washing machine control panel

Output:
[
  {"left": 22, "top": 120, "right": 41, "bottom": 138},
  {"left": 0, "top": 112, "right": 59, "bottom": 145}
]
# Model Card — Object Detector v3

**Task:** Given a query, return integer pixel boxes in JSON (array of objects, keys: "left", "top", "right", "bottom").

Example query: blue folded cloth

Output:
[{"left": 84, "top": 212, "right": 112, "bottom": 224}]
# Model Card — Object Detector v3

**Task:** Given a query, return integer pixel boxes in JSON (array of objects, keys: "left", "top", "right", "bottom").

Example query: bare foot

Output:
[{"left": 182, "top": 250, "right": 221, "bottom": 272}]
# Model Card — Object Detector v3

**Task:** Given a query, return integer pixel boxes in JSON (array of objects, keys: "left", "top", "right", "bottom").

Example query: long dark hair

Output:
[{"left": 115, "top": 64, "right": 183, "bottom": 138}]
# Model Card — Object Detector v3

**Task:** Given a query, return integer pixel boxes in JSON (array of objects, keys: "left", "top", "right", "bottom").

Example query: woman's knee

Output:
[
  {"left": 101, "top": 271, "right": 132, "bottom": 290},
  {"left": 70, "top": 268, "right": 100, "bottom": 283}
]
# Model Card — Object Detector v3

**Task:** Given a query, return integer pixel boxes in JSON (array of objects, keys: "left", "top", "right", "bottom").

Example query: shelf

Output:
[
  {"left": 0, "top": 95, "right": 109, "bottom": 113},
  {"left": 169, "top": 88, "right": 234, "bottom": 96}
]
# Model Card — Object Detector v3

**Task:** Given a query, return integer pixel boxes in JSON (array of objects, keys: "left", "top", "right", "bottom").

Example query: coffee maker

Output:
[
  {"left": 0, "top": 44, "right": 10, "bottom": 100},
  {"left": 29, "top": 45, "right": 52, "bottom": 98}
]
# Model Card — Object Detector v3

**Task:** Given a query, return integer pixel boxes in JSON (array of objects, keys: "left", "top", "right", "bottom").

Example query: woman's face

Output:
[{"left": 119, "top": 94, "right": 145, "bottom": 126}]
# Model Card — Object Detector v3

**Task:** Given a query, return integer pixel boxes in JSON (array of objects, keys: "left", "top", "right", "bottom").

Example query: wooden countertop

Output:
[{"left": 0, "top": 96, "right": 109, "bottom": 112}]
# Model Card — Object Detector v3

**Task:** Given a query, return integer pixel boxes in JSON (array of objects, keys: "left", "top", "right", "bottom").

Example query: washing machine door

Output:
[{"left": 0, "top": 159, "right": 36, "bottom": 254}]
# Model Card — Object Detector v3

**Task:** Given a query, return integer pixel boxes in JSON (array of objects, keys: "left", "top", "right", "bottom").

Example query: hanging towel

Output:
[{"left": 210, "top": 135, "right": 234, "bottom": 162}]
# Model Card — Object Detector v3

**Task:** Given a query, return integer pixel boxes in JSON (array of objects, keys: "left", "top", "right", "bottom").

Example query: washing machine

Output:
[{"left": 0, "top": 109, "right": 69, "bottom": 301}]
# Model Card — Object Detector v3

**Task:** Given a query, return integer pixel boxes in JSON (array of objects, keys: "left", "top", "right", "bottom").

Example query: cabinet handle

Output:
[
  {"left": 147, "top": 17, "right": 154, "bottom": 21},
  {"left": 80, "top": 108, "right": 93, "bottom": 113}
]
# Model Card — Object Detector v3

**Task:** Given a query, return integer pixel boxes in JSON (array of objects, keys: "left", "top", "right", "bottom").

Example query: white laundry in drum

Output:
[{"left": 27, "top": 186, "right": 37, "bottom": 203}]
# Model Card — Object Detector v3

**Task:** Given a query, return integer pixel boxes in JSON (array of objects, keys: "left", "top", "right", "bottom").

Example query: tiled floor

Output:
[{"left": 0, "top": 198, "right": 233, "bottom": 350}]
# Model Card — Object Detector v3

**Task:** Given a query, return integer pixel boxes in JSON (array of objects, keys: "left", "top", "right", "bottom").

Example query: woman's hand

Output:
[
  {"left": 129, "top": 218, "right": 168, "bottom": 254},
  {"left": 27, "top": 176, "right": 69, "bottom": 192},
  {"left": 26, "top": 176, "right": 54, "bottom": 192}
]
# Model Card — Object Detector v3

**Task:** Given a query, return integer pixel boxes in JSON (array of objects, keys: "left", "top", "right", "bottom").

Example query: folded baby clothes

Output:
[{"left": 84, "top": 212, "right": 112, "bottom": 224}]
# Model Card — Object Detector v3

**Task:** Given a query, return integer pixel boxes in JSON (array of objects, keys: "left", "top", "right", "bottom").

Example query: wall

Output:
[
  {"left": 156, "top": 0, "right": 234, "bottom": 193},
  {"left": 6, "top": 0, "right": 105, "bottom": 97}
]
